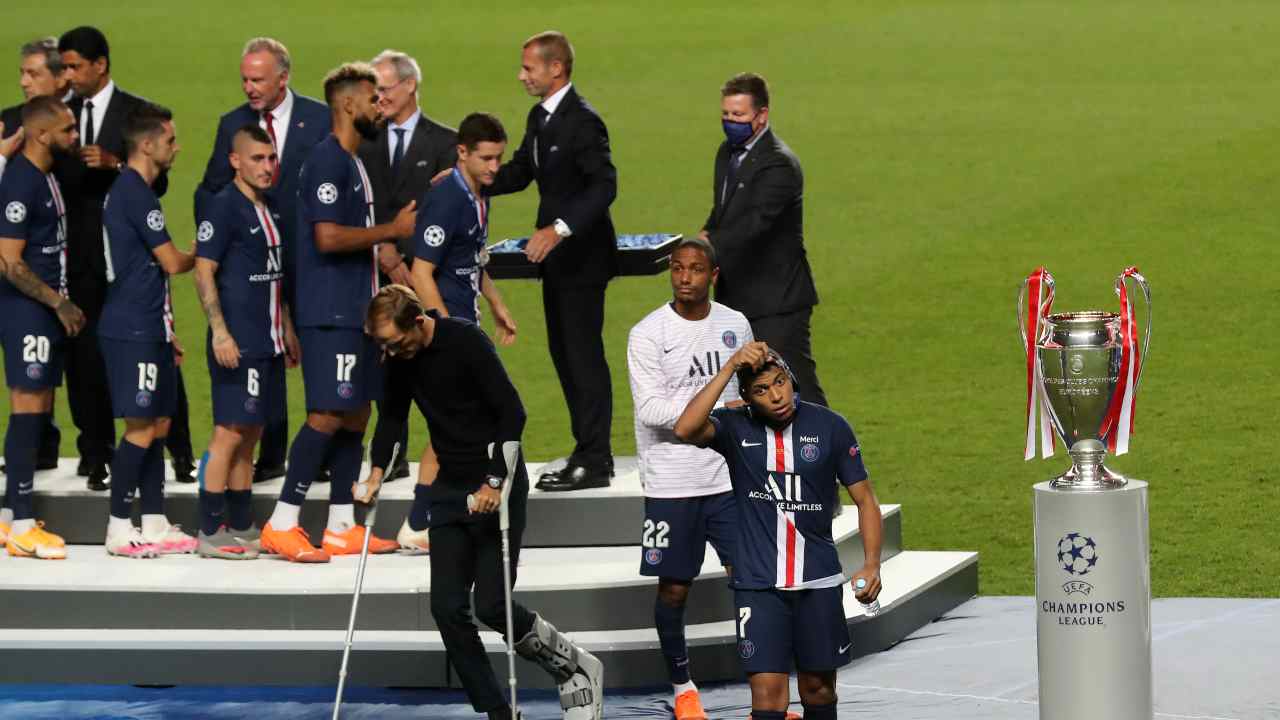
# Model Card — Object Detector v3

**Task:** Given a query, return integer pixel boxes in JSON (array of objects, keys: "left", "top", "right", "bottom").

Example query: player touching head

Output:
[{"left": 673, "top": 343, "right": 883, "bottom": 719}]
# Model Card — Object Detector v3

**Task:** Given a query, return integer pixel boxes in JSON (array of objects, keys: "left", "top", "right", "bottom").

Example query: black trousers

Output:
[
  {"left": 64, "top": 271, "right": 115, "bottom": 465},
  {"left": 542, "top": 281, "right": 612, "bottom": 468},
  {"left": 164, "top": 367, "right": 192, "bottom": 460},
  {"left": 431, "top": 471, "right": 535, "bottom": 712},
  {"left": 750, "top": 307, "right": 828, "bottom": 407}
]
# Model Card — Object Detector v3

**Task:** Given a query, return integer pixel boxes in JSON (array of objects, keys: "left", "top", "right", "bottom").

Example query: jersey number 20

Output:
[{"left": 21, "top": 335, "right": 50, "bottom": 364}]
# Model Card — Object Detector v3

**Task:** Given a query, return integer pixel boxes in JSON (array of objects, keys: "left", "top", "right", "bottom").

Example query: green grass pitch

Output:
[{"left": 2, "top": 1, "right": 1277, "bottom": 597}]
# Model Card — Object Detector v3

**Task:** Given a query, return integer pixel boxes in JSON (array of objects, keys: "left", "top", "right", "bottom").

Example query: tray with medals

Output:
[{"left": 484, "top": 233, "right": 683, "bottom": 280}]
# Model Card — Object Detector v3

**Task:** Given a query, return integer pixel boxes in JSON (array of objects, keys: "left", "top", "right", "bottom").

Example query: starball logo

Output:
[{"left": 1040, "top": 530, "right": 1127, "bottom": 628}]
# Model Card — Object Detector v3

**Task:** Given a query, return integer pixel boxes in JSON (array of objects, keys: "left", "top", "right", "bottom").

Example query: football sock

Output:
[
  {"left": 327, "top": 503, "right": 355, "bottom": 532},
  {"left": 327, "top": 429, "right": 362, "bottom": 507},
  {"left": 4, "top": 413, "right": 44, "bottom": 522},
  {"left": 107, "top": 515, "right": 133, "bottom": 537},
  {"left": 11, "top": 518, "right": 35, "bottom": 535},
  {"left": 142, "top": 513, "right": 169, "bottom": 538},
  {"left": 655, "top": 595, "right": 691, "bottom": 685},
  {"left": 674, "top": 680, "right": 697, "bottom": 696},
  {"left": 802, "top": 702, "right": 837, "bottom": 720},
  {"left": 139, "top": 439, "right": 165, "bottom": 515},
  {"left": 751, "top": 712, "right": 787, "bottom": 720},
  {"left": 277, "top": 425, "right": 332, "bottom": 508},
  {"left": 409, "top": 484, "right": 431, "bottom": 531},
  {"left": 0, "top": 508, "right": 13, "bottom": 526},
  {"left": 109, "top": 439, "right": 149, "bottom": 520},
  {"left": 199, "top": 488, "right": 225, "bottom": 536},
  {"left": 226, "top": 489, "right": 253, "bottom": 531}
]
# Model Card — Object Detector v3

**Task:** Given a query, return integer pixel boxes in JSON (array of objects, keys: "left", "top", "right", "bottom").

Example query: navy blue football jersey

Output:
[
  {"left": 0, "top": 154, "right": 67, "bottom": 302},
  {"left": 196, "top": 185, "right": 286, "bottom": 357},
  {"left": 413, "top": 167, "right": 489, "bottom": 322},
  {"left": 294, "top": 134, "right": 378, "bottom": 329},
  {"left": 708, "top": 401, "right": 868, "bottom": 590},
  {"left": 100, "top": 168, "right": 175, "bottom": 342}
]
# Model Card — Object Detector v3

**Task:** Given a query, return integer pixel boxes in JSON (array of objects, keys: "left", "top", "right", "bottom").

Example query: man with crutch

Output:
[{"left": 355, "top": 284, "right": 604, "bottom": 720}]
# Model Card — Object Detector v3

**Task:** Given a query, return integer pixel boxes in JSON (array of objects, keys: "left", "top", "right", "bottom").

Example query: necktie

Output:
[
  {"left": 262, "top": 111, "right": 280, "bottom": 184},
  {"left": 539, "top": 108, "right": 551, "bottom": 130},
  {"left": 83, "top": 100, "right": 95, "bottom": 146},
  {"left": 391, "top": 128, "right": 406, "bottom": 174},
  {"left": 724, "top": 149, "right": 746, "bottom": 203}
]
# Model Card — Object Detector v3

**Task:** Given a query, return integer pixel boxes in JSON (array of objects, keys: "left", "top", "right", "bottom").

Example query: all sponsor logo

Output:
[
  {"left": 801, "top": 443, "right": 819, "bottom": 462},
  {"left": 644, "top": 548, "right": 663, "bottom": 566},
  {"left": 722, "top": 330, "right": 738, "bottom": 348}
]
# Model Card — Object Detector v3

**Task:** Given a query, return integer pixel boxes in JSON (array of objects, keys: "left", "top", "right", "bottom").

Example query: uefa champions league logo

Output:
[{"left": 1058, "top": 532, "right": 1098, "bottom": 595}]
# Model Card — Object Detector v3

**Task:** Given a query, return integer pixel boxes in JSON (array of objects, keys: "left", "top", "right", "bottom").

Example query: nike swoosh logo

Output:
[
  {"left": 249, "top": 226, "right": 262, "bottom": 234},
  {"left": 839, "top": 643, "right": 852, "bottom": 654},
  {"left": 354, "top": 183, "right": 363, "bottom": 191},
  {"left": 741, "top": 440, "right": 762, "bottom": 447},
  {"left": 662, "top": 347, "right": 675, "bottom": 354},
  {"left": 45, "top": 200, "right": 54, "bottom": 207}
]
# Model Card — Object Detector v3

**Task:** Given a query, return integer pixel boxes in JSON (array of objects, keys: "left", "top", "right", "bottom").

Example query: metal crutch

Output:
[
  {"left": 332, "top": 441, "right": 399, "bottom": 720},
  {"left": 496, "top": 440, "right": 522, "bottom": 717}
]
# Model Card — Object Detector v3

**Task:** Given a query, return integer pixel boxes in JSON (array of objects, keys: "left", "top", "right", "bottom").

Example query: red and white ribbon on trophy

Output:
[
  {"left": 1101, "top": 266, "right": 1145, "bottom": 455},
  {"left": 1023, "top": 267, "right": 1056, "bottom": 460}
]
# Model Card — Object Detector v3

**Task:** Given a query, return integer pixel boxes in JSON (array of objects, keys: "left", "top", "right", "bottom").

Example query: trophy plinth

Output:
[{"left": 1051, "top": 438, "right": 1127, "bottom": 490}]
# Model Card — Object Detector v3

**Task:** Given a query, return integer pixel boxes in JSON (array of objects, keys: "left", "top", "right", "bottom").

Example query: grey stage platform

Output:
[
  {"left": 0, "top": 456, "right": 978, "bottom": 689},
  {"left": 22, "top": 458, "right": 643, "bottom": 547}
]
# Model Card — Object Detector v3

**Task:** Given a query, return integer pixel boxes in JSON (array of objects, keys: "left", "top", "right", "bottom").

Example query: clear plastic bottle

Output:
[{"left": 855, "top": 578, "right": 880, "bottom": 617}]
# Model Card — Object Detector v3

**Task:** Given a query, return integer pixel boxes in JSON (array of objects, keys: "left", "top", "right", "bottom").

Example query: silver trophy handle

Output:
[
  {"left": 1017, "top": 270, "right": 1056, "bottom": 351},
  {"left": 1122, "top": 269, "right": 1152, "bottom": 392}
]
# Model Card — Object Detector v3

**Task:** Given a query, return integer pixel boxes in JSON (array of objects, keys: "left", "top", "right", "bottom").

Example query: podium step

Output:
[
  {"left": 0, "top": 550, "right": 978, "bottom": 688},
  {"left": 0, "top": 505, "right": 903, "bottom": 632}
]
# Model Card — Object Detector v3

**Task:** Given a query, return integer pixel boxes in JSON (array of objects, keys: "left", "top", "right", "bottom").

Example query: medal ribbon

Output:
[
  {"left": 1024, "top": 267, "right": 1056, "bottom": 460},
  {"left": 1101, "top": 267, "right": 1144, "bottom": 455}
]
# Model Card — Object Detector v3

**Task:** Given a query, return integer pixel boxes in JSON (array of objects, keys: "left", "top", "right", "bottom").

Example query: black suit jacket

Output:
[
  {"left": 193, "top": 90, "right": 330, "bottom": 248},
  {"left": 357, "top": 112, "right": 457, "bottom": 262},
  {"left": 55, "top": 86, "right": 169, "bottom": 278},
  {"left": 0, "top": 104, "right": 20, "bottom": 139},
  {"left": 488, "top": 86, "right": 618, "bottom": 285},
  {"left": 703, "top": 128, "right": 818, "bottom": 319}
]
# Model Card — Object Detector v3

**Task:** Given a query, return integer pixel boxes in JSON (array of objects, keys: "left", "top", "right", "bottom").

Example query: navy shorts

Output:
[
  {"left": 209, "top": 347, "right": 286, "bottom": 427},
  {"left": 100, "top": 337, "right": 177, "bottom": 419},
  {"left": 298, "top": 326, "right": 383, "bottom": 411},
  {"left": 639, "top": 492, "right": 736, "bottom": 580},
  {"left": 0, "top": 300, "right": 65, "bottom": 391},
  {"left": 734, "top": 586, "right": 851, "bottom": 674}
]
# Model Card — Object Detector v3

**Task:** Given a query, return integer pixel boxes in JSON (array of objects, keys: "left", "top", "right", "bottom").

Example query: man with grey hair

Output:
[
  {"left": 195, "top": 37, "right": 331, "bottom": 483},
  {"left": 356, "top": 49, "right": 456, "bottom": 484},
  {"left": 2, "top": 38, "right": 72, "bottom": 179}
]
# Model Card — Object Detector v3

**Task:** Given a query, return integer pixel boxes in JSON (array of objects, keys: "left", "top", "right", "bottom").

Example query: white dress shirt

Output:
[
  {"left": 79, "top": 79, "right": 115, "bottom": 145},
  {"left": 259, "top": 88, "right": 295, "bottom": 158},
  {"left": 386, "top": 109, "right": 421, "bottom": 165}
]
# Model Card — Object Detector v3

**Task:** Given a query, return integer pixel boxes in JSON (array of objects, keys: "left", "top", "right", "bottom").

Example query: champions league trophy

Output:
[{"left": 1019, "top": 267, "right": 1153, "bottom": 720}]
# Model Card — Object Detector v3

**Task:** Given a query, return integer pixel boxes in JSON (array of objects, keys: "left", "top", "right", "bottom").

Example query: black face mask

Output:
[{"left": 354, "top": 114, "right": 380, "bottom": 141}]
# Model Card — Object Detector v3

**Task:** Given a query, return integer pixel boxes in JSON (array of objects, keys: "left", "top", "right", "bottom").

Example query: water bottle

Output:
[{"left": 855, "top": 577, "right": 880, "bottom": 617}]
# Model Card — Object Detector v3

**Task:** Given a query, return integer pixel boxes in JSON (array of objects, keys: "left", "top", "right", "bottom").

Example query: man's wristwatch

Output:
[
  {"left": 552, "top": 218, "right": 572, "bottom": 238},
  {"left": 486, "top": 476, "right": 503, "bottom": 490}
]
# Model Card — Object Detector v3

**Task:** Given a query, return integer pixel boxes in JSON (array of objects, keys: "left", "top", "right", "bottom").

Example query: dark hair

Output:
[
  {"left": 457, "top": 112, "right": 506, "bottom": 150},
  {"left": 671, "top": 236, "right": 717, "bottom": 268},
  {"left": 721, "top": 72, "right": 769, "bottom": 110},
  {"left": 736, "top": 350, "right": 797, "bottom": 397},
  {"left": 232, "top": 123, "right": 273, "bottom": 147},
  {"left": 20, "top": 37, "right": 64, "bottom": 76},
  {"left": 366, "top": 284, "right": 425, "bottom": 333},
  {"left": 57, "top": 26, "right": 110, "bottom": 72},
  {"left": 123, "top": 101, "right": 173, "bottom": 156},
  {"left": 21, "top": 95, "right": 69, "bottom": 127},
  {"left": 524, "top": 30, "right": 574, "bottom": 78},
  {"left": 323, "top": 62, "right": 377, "bottom": 106}
]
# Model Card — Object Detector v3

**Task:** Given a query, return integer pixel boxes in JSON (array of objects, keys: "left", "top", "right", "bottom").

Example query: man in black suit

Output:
[
  {"left": 488, "top": 31, "right": 618, "bottom": 491},
  {"left": 699, "top": 72, "right": 827, "bottom": 406},
  {"left": 194, "top": 37, "right": 331, "bottom": 483},
  {"left": 55, "top": 26, "right": 196, "bottom": 489},
  {"left": 356, "top": 49, "right": 456, "bottom": 483},
  {"left": 0, "top": 38, "right": 71, "bottom": 474}
]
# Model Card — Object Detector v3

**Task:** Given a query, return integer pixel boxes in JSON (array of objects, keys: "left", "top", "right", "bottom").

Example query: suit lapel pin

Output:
[
  {"left": 417, "top": 160, "right": 428, "bottom": 167},
  {"left": 297, "top": 121, "right": 305, "bottom": 128},
  {"left": 549, "top": 145, "right": 559, "bottom": 153}
]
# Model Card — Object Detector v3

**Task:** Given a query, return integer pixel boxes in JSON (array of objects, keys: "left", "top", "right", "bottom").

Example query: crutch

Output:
[
  {"left": 495, "top": 440, "right": 522, "bottom": 717},
  {"left": 332, "top": 441, "right": 399, "bottom": 720}
]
